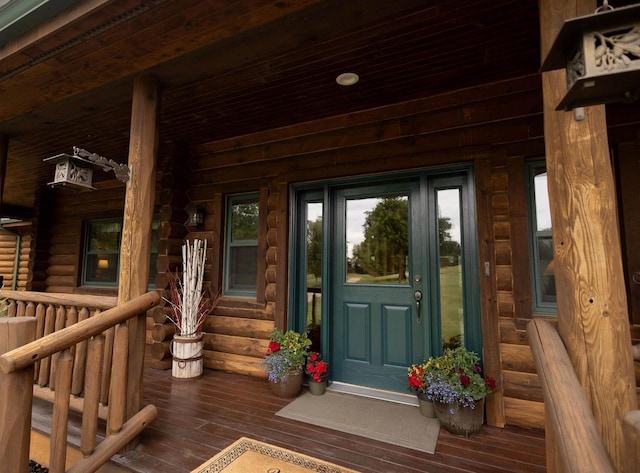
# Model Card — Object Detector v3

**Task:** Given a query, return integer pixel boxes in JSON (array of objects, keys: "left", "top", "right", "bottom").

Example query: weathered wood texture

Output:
[
  {"left": 540, "top": 0, "right": 637, "bottom": 469},
  {"left": 527, "top": 319, "right": 615, "bottom": 473},
  {"left": 0, "top": 290, "right": 116, "bottom": 404},
  {"left": 0, "top": 291, "right": 159, "bottom": 473},
  {"left": 0, "top": 317, "right": 36, "bottom": 473}
]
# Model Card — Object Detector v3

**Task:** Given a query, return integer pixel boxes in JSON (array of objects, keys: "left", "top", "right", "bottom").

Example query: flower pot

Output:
[
  {"left": 268, "top": 366, "right": 304, "bottom": 398},
  {"left": 433, "top": 398, "right": 485, "bottom": 437},
  {"left": 416, "top": 392, "right": 436, "bottom": 418},
  {"left": 172, "top": 334, "right": 204, "bottom": 379},
  {"left": 308, "top": 375, "right": 327, "bottom": 395}
]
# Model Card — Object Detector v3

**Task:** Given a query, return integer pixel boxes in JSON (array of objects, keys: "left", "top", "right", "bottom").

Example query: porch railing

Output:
[
  {"left": 527, "top": 319, "right": 640, "bottom": 473},
  {"left": 0, "top": 290, "right": 161, "bottom": 473}
]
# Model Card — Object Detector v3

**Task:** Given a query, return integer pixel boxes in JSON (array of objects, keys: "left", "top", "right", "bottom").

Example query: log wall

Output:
[
  {"left": 187, "top": 73, "right": 549, "bottom": 426},
  {"left": 28, "top": 72, "right": 640, "bottom": 430}
]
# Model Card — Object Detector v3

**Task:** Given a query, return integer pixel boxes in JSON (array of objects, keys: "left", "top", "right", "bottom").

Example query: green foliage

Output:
[
  {"left": 306, "top": 216, "right": 323, "bottom": 281},
  {"left": 422, "top": 347, "right": 497, "bottom": 408},
  {"left": 260, "top": 328, "right": 312, "bottom": 382},
  {"left": 351, "top": 197, "right": 408, "bottom": 282}
]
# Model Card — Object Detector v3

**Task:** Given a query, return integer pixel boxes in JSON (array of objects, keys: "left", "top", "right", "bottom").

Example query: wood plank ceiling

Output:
[{"left": 0, "top": 0, "right": 545, "bottom": 215}]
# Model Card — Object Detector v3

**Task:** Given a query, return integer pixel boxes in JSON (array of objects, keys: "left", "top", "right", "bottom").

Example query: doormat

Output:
[
  {"left": 191, "top": 437, "right": 360, "bottom": 473},
  {"left": 276, "top": 391, "right": 440, "bottom": 454}
]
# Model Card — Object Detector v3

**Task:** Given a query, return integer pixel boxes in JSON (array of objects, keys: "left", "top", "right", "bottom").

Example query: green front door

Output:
[
  {"left": 331, "top": 181, "right": 425, "bottom": 391},
  {"left": 290, "top": 168, "right": 479, "bottom": 394}
]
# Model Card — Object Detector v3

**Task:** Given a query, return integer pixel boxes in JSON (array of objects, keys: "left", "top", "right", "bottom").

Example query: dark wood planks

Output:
[{"left": 100, "top": 356, "right": 548, "bottom": 473}]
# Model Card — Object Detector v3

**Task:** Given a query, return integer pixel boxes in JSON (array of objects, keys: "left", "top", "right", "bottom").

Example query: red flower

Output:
[
  {"left": 460, "top": 374, "right": 471, "bottom": 386},
  {"left": 485, "top": 377, "right": 497, "bottom": 391},
  {"left": 408, "top": 375, "right": 423, "bottom": 388},
  {"left": 472, "top": 365, "right": 482, "bottom": 374},
  {"left": 309, "top": 352, "right": 319, "bottom": 362},
  {"left": 268, "top": 341, "right": 281, "bottom": 353}
]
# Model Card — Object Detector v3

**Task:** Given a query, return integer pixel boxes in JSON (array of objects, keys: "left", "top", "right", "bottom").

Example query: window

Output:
[
  {"left": 82, "top": 217, "right": 159, "bottom": 287},
  {"left": 83, "top": 218, "right": 122, "bottom": 286},
  {"left": 527, "top": 162, "right": 557, "bottom": 313},
  {"left": 225, "top": 194, "right": 259, "bottom": 296}
]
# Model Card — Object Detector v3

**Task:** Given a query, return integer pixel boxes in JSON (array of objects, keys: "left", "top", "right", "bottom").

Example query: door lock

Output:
[{"left": 414, "top": 290, "right": 422, "bottom": 324}]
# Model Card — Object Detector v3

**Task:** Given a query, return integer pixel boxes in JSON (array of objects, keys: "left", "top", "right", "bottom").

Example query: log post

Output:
[
  {"left": 0, "top": 317, "right": 37, "bottom": 473},
  {"left": 118, "top": 75, "right": 160, "bottom": 425},
  {"left": 539, "top": 1, "right": 637, "bottom": 470}
]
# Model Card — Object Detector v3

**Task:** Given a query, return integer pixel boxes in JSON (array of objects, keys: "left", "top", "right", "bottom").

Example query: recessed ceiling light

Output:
[{"left": 336, "top": 72, "right": 359, "bottom": 86}]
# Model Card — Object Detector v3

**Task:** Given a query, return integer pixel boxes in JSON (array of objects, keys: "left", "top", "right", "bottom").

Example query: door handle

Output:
[{"left": 414, "top": 290, "right": 422, "bottom": 324}]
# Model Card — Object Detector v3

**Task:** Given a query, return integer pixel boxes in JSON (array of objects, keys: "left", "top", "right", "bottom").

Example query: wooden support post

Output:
[
  {"left": 118, "top": 75, "right": 159, "bottom": 425},
  {"left": 0, "top": 317, "right": 37, "bottom": 473},
  {"left": 539, "top": 1, "right": 637, "bottom": 470}
]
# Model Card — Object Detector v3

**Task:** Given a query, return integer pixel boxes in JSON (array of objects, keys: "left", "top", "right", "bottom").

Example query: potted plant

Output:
[
  {"left": 422, "top": 346, "right": 497, "bottom": 436},
  {"left": 166, "top": 238, "right": 220, "bottom": 379},
  {"left": 407, "top": 357, "right": 438, "bottom": 417},
  {"left": 305, "top": 352, "right": 328, "bottom": 395},
  {"left": 260, "top": 328, "right": 311, "bottom": 398}
]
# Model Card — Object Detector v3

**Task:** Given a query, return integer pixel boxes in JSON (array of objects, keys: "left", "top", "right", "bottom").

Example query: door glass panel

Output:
[
  {"left": 533, "top": 170, "right": 556, "bottom": 304},
  {"left": 437, "top": 188, "right": 464, "bottom": 349},
  {"left": 305, "top": 202, "right": 323, "bottom": 351},
  {"left": 346, "top": 195, "right": 409, "bottom": 285}
]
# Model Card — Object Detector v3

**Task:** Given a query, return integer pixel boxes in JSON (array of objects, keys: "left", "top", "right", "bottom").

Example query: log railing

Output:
[
  {"left": 0, "top": 291, "right": 160, "bottom": 473},
  {"left": 0, "top": 290, "right": 118, "bottom": 413},
  {"left": 527, "top": 319, "right": 640, "bottom": 473}
]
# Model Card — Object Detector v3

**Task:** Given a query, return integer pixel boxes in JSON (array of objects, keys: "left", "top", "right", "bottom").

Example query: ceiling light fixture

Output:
[{"left": 336, "top": 72, "right": 359, "bottom": 86}]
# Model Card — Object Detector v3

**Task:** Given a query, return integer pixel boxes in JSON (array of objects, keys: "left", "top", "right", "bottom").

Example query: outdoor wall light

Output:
[
  {"left": 541, "top": 1, "right": 640, "bottom": 111},
  {"left": 186, "top": 204, "right": 205, "bottom": 227},
  {"left": 43, "top": 147, "right": 130, "bottom": 192}
]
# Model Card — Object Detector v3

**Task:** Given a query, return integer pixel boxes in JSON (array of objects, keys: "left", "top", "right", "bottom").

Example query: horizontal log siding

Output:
[
  {"left": 188, "top": 74, "right": 547, "bottom": 428},
  {"left": 42, "top": 180, "right": 125, "bottom": 294}
]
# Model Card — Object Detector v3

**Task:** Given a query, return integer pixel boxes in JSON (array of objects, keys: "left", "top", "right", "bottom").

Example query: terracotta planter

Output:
[
  {"left": 308, "top": 375, "right": 328, "bottom": 395},
  {"left": 172, "top": 334, "right": 204, "bottom": 379},
  {"left": 433, "top": 398, "right": 485, "bottom": 437},
  {"left": 269, "top": 366, "right": 304, "bottom": 398},
  {"left": 416, "top": 392, "right": 436, "bottom": 418}
]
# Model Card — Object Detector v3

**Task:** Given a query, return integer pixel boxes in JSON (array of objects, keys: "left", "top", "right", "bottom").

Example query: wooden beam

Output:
[
  {"left": 118, "top": 75, "right": 159, "bottom": 425},
  {"left": 0, "top": 0, "right": 115, "bottom": 62},
  {"left": 539, "top": 1, "right": 637, "bottom": 470}
]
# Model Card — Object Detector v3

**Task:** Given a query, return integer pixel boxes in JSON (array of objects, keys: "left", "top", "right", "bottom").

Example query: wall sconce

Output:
[
  {"left": 43, "top": 147, "right": 130, "bottom": 192},
  {"left": 186, "top": 205, "right": 205, "bottom": 227},
  {"left": 541, "top": 2, "right": 640, "bottom": 111}
]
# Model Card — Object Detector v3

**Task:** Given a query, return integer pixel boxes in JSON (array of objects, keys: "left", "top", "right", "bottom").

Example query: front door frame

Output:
[{"left": 288, "top": 164, "right": 481, "bottom": 390}]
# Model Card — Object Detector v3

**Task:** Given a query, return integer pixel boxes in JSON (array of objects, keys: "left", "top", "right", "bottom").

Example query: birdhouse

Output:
[
  {"left": 43, "top": 153, "right": 97, "bottom": 192},
  {"left": 541, "top": 3, "right": 640, "bottom": 111}
]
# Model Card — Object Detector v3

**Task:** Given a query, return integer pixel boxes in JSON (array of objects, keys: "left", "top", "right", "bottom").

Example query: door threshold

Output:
[{"left": 327, "top": 381, "right": 418, "bottom": 406}]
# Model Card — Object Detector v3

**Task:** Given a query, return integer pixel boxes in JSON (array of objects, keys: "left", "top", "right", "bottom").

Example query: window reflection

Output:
[
  {"left": 437, "top": 189, "right": 464, "bottom": 349},
  {"left": 346, "top": 195, "right": 409, "bottom": 285},
  {"left": 305, "top": 202, "right": 323, "bottom": 352}
]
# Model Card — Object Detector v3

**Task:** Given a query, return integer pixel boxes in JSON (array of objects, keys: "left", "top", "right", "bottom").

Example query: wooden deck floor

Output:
[{"left": 109, "top": 362, "right": 547, "bottom": 473}]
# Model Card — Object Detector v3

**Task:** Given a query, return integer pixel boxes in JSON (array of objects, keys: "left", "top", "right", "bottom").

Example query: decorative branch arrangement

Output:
[{"left": 166, "top": 239, "right": 219, "bottom": 337}]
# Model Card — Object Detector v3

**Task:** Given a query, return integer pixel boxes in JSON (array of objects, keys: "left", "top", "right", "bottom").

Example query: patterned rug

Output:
[{"left": 192, "top": 437, "right": 360, "bottom": 473}]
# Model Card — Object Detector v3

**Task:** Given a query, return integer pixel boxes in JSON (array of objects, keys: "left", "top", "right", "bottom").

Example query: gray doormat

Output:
[{"left": 275, "top": 391, "right": 440, "bottom": 454}]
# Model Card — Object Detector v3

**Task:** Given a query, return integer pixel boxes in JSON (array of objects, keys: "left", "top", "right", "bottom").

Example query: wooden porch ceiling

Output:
[{"left": 0, "top": 0, "right": 546, "bottom": 215}]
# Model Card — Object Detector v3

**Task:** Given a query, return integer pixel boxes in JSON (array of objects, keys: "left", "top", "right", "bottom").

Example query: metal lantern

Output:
[
  {"left": 44, "top": 147, "right": 130, "bottom": 192},
  {"left": 541, "top": 2, "right": 640, "bottom": 111},
  {"left": 43, "top": 153, "right": 97, "bottom": 191}
]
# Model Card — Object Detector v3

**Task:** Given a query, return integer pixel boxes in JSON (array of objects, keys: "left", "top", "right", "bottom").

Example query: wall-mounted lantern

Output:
[
  {"left": 43, "top": 147, "right": 130, "bottom": 192},
  {"left": 541, "top": 1, "right": 640, "bottom": 111},
  {"left": 186, "top": 204, "right": 205, "bottom": 227}
]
